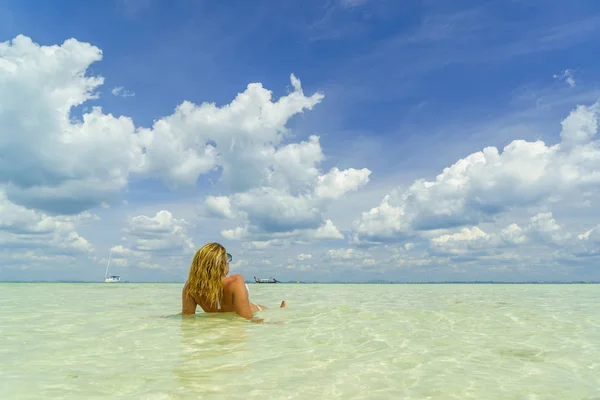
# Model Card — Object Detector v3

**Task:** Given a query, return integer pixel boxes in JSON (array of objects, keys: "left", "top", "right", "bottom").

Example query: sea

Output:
[{"left": 1, "top": 283, "right": 599, "bottom": 399}]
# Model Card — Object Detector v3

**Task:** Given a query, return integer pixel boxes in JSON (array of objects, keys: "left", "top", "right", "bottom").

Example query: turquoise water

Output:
[{"left": 1, "top": 283, "right": 599, "bottom": 399}]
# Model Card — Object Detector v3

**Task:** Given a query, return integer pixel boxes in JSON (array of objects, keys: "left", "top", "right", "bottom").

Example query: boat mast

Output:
[{"left": 104, "top": 249, "right": 113, "bottom": 279}]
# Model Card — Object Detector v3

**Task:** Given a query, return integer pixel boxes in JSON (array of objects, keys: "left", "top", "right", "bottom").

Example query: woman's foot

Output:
[{"left": 280, "top": 300, "right": 287, "bottom": 308}]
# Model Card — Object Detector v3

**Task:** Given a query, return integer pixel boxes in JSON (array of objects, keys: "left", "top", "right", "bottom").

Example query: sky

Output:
[{"left": 2, "top": 0, "right": 600, "bottom": 282}]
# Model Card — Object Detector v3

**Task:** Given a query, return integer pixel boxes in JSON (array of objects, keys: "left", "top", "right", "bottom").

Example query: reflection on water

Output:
[
  {"left": 1, "top": 283, "right": 599, "bottom": 399},
  {"left": 174, "top": 314, "right": 249, "bottom": 395}
]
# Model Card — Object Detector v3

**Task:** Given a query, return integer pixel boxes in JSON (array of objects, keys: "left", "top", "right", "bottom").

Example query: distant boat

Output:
[
  {"left": 104, "top": 250, "right": 121, "bottom": 283},
  {"left": 105, "top": 275, "right": 121, "bottom": 283},
  {"left": 254, "top": 276, "right": 278, "bottom": 283}
]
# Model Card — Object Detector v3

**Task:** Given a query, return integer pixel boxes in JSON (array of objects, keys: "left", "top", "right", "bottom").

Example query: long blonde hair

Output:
[{"left": 186, "top": 242, "right": 228, "bottom": 307}]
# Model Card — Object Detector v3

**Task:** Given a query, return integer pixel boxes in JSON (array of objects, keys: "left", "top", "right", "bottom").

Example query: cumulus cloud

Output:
[
  {"left": 423, "top": 212, "right": 576, "bottom": 264},
  {"left": 111, "top": 210, "right": 195, "bottom": 268},
  {"left": 203, "top": 152, "right": 370, "bottom": 241},
  {"left": 1, "top": 34, "right": 371, "bottom": 256},
  {"left": 220, "top": 216, "right": 345, "bottom": 243},
  {"left": 204, "top": 196, "right": 235, "bottom": 219},
  {"left": 353, "top": 102, "right": 600, "bottom": 244},
  {"left": 0, "top": 35, "right": 142, "bottom": 214},
  {"left": 233, "top": 188, "right": 322, "bottom": 233},
  {"left": 0, "top": 35, "right": 331, "bottom": 216},
  {"left": 559, "top": 104, "right": 598, "bottom": 148},
  {"left": 0, "top": 193, "right": 94, "bottom": 268},
  {"left": 431, "top": 226, "right": 489, "bottom": 244},
  {"left": 314, "top": 219, "right": 344, "bottom": 239},
  {"left": 11, "top": 34, "right": 599, "bottom": 279},
  {"left": 314, "top": 167, "right": 371, "bottom": 200},
  {"left": 136, "top": 76, "right": 324, "bottom": 191},
  {"left": 429, "top": 226, "right": 495, "bottom": 259},
  {"left": 500, "top": 223, "right": 527, "bottom": 245}
]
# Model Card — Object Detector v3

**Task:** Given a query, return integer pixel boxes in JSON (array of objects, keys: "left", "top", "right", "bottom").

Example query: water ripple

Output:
[{"left": 0, "top": 283, "right": 599, "bottom": 399}]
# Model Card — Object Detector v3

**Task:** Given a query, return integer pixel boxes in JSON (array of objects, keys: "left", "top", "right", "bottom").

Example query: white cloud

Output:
[
  {"left": 6, "top": 35, "right": 600, "bottom": 281},
  {"left": 140, "top": 75, "right": 324, "bottom": 192},
  {"left": 204, "top": 151, "right": 370, "bottom": 241},
  {"left": 204, "top": 196, "right": 235, "bottom": 219},
  {"left": 573, "top": 225, "right": 600, "bottom": 257},
  {"left": 314, "top": 219, "right": 344, "bottom": 239},
  {"left": 111, "top": 86, "right": 135, "bottom": 97},
  {"left": 500, "top": 223, "right": 527, "bottom": 244},
  {"left": 1, "top": 34, "right": 371, "bottom": 260},
  {"left": 123, "top": 210, "right": 194, "bottom": 253},
  {"left": 431, "top": 226, "right": 489, "bottom": 244},
  {"left": 559, "top": 104, "right": 598, "bottom": 147},
  {"left": 230, "top": 259, "right": 248, "bottom": 269},
  {"left": 221, "top": 226, "right": 248, "bottom": 241},
  {"left": 269, "top": 135, "right": 325, "bottom": 194},
  {"left": 233, "top": 188, "right": 322, "bottom": 233},
  {"left": 0, "top": 35, "right": 143, "bottom": 214},
  {"left": 421, "top": 211, "right": 577, "bottom": 264},
  {"left": 553, "top": 69, "right": 576, "bottom": 88},
  {"left": 353, "top": 102, "right": 600, "bottom": 244},
  {"left": 241, "top": 239, "right": 286, "bottom": 251},
  {"left": 111, "top": 210, "right": 195, "bottom": 268},
  {"left": 527, "top": 212, "right": 570, "bottom": 244},
  {"left": 0, "top": 193, "right": 94, "bottom": 268},
  {"left": 326, "top": 248, "right": 369, "bottom": 260},
  {"left": 351, "top": 194, "right": 411, "bottom": 244},
  {"left": 222, "top": 217, "right": 345, "bottom": 244},
  {"left": 430, "top": 226, "right": 491, "bottom": 256},
  {"left": 297, "top": 253, "right": 312, "bottom": 261},
  {"left": 0, "top": 35, "right": 330, "bottom": 215},
  {"left": 577, "top": 228, "right": 595, "bottom": 241},
  {"left": 315, "top": 167, "right": 371, "bottom": 200},
  {"left": 285, "top": 263, "right": 312, "bottom": 271}
]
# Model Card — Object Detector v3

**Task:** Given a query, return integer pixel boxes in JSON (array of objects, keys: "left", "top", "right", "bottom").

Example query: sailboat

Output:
[{"left": 104, "top": 250, "right": 121, "bottom": 283}]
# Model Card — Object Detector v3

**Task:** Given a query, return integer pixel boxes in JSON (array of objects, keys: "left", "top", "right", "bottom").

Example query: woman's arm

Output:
[
  {"left": 181, "top": 283, "right": 197, "bottom": 315},
  {"left": 231, "top": 275, "right": 260, "bottom": 321}
]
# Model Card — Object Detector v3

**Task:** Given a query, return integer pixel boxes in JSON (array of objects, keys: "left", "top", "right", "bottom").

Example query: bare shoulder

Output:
[
  {"left": 224, "top": 274, "right": 245, "bottom": 286},
  {"left": 223, "top": 274, "right": 246, "bottom": 291}
]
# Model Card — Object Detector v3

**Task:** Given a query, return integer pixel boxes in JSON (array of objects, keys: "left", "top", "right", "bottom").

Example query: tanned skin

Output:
[{"left": 182, "top": 274, "right": 286, "bottom": 322}]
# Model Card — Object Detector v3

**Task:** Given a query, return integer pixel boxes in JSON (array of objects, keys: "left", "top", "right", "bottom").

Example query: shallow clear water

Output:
[{"left": 1, "top": 283, "right": 599, "bottom": 399}]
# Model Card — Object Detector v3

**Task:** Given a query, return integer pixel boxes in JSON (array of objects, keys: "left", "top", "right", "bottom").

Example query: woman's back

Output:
[
  {"left": 181, "top": 243, "right": 285, "bottom": 320},
  {"left": 183, "top": 274, "right": 241, "bottom": 313},
  {"left": 182, "top": 273, "right": 257, "bottom": 319}
]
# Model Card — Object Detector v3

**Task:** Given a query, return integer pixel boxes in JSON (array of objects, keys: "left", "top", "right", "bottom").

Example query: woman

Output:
[{"left": 181, "top": 242, "right": 286, "bottom": 320}]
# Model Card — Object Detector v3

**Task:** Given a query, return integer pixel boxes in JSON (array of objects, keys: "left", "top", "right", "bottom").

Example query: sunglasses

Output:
[{"left": 227, "top": 253, "right": 232, "bottom": 263}]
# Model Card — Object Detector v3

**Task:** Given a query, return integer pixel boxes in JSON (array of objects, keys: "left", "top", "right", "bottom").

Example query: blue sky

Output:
[{"left": 1, "top": 0, "right": 600, "bottom": 282}]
